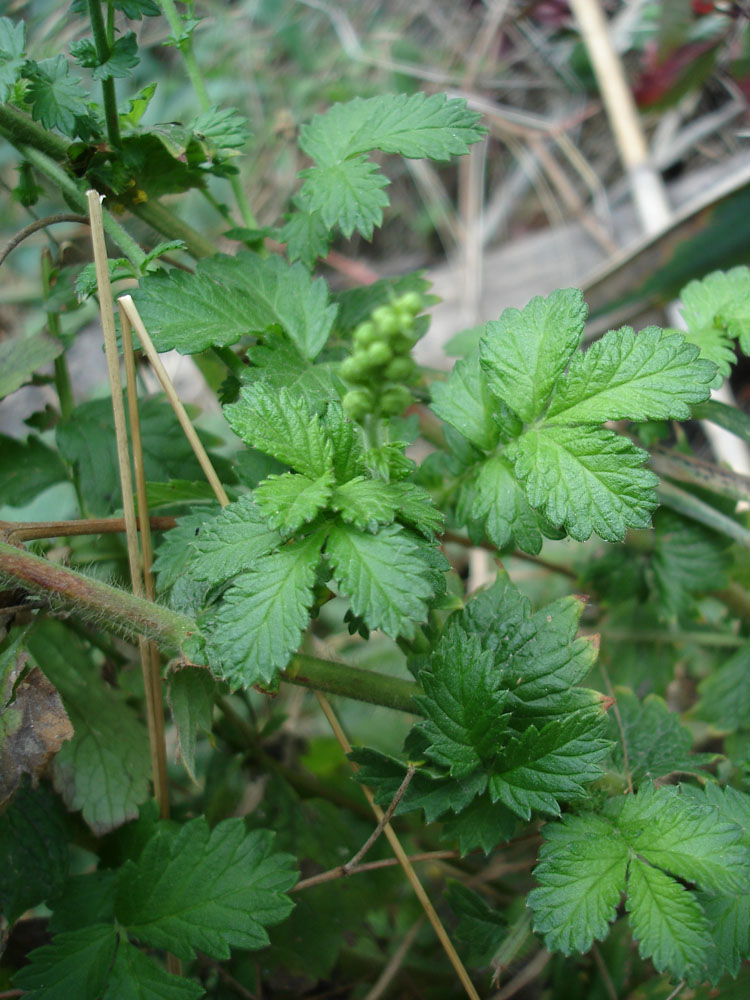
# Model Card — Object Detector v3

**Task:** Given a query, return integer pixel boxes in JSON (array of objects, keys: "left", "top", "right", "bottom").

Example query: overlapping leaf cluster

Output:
[
  {"left": 430, "top": 288, "right": 716, "bottom": 551},
  {"left": 351, "top": 574, "right": 611, "bottom": 855}
]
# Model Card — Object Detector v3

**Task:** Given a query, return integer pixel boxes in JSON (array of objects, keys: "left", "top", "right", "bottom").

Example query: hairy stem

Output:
[
  {"left": 86, "top": 0, "right": 121, "bottom": 147},
  {"left": 131, "top": 199, "right": 216, "bottom": 259},
  {"left": 0, "top": 103, "right": 69, "bottom": 160}
]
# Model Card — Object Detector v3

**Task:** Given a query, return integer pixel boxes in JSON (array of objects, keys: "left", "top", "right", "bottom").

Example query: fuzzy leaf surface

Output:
[
  {"left": 189, "top": 495, "right": 280, "bottom": 586},
  {"left": 209, "top": 531, "right": 324, "bottom": 686},
  {"left": 225, "top": 385, "right": 333, "bottom": 478},
  {"left": 325, "top": 523, "right": 433, "bottom": 639},
  {"left": 254, "top": 470, "right": 334, "bottom": 535},
  {"left": 469, "top": 455, "right": 546, "bottom": 554},
  {"left": 133, "top": 252, "right": 336, "bottom": 357},
  {"left": 415, "top": 628, "right": 510, "bottom": 778},
  {"left": 115, "top": 818, "right": 297, "bottom": 960}
]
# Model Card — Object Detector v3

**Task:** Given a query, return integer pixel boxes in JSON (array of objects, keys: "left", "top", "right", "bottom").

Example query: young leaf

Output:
[
  {"left": 468, "top": 455, "right": 547, "bottom": 554},
  {"left": 13, "top": 924, "right": 118, "bottom": 1000},
  {"left": 115, "top": 818, "right": 298, "bottom": 960},
  {"left": 208, "top": 531, "right": 325, "bottom": 687},
  {"left": 133, "top": 252, "right": 336, "bottom": 357},
  {"left": 189, "top": 495, "right": 280, "bottom": 586},
  {"left": 167, "top": 667, "right": 217, "bottom": 783},
  {"left": 514, "top": 424, "right": 658, "bottom": 542},
  {"left": 479, "top": 288, "right": 587, "bottom": 423},
  {"left": 26, "top": 55, "right": 88, "bottom": 134},
  {"left": 101, "top": 939, "right": 203, "bottom": 1000},
  {"left": 546, "top": 326, "right": 716, "bottom": 424},
  {"left": 414, "top": 627, "right": 510, "bottom": 778},
  {"left": 387, "top": 480, "right": 445, "bottom": 539},
  {"left": 430, "top": 353, "right": 501, "bottom": 452},
  {"left": 0, "top": 17, "right": 26, "bottom": 103},
  {"left": 680, "top": 266, "right": 750, "bottom": 367},
  {"left": 331, "top": 476, "right": 397, "bottom": 532},
  {"left": 322, "top": 402, "right": 365, "bottom": 483},
  {"left": 278, "top": 208, "right": 332, "bottom": 268},
  {"left": 325, "top": 522, "right": 433, "bottom": 639},
  {"left": 70, "top": 31, "right": 139, "bottom": 80},
  {"left": 254, "top": 470, "right": 334, "bottom": 535},
  {"left": 297, "top": 155, "right": 390, "bottom": 240},
  {"left": 246, "top": 334, "right": 341, "bottom": 409},
  {"left": 225, "top": 385, "right": 333, "bottom": 478}
]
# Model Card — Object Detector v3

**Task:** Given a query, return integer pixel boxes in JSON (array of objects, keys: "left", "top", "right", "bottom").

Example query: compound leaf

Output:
[
  {"left": 254, "top": 470, "right": 334, "bottom": 535},
  {"left": 325, "top": 522, "right": 433, "bottom": 639},
  {"left": 208, "top": 531, "right": 325, "bottom": 687},
  {"left": 115, "top": 818, "right": 297, "bottom": 960}
]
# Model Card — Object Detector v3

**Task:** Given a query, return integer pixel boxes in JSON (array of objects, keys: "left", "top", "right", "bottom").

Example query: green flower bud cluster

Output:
[{"left": 341, "top": 292, "right": 423, "bottom": 421}]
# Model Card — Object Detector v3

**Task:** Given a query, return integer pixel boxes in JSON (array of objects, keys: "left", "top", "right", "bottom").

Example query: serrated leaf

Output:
[
  {"left": 167, "top": 667, "right": 216, "bottom": 783},
  {"left": 515, "top": 424, "right": 658, "bottom": 542},
  {"left": 27, "top": 621, "right": 151, "bottom": 834},
  {"left": 70, "top": 31, "right": 139, "bottom": 80},
  {"left": 13, "top": 924, "right": 118, "bottom": 1000},
  {"left": 322, "top": 402, "right": 365, "bottom": 483},
  {"left": 626, "top": 859, "right": 712, "bottom": 979},
  {"left": 189, "top": 495, "right": 280, "bottom": 586},
  {"left": 651, "top": 508, "right": 730, "bottom": 620},
  {"left": 246, "top": 333, "right": 341, "bottom": 409},
  {"left": 546, "top": 326, "right": 715, "bottom": 424},
  {"left": 681, "top": 266, "right": 750, "bottom": 362},
  {"left": 480, "top": 289, "right": 587, "bottom": 423},
  {"left": 208, "top": 531, "right": 325, "bottom": 687},
  {"left": 488, "top": 713, "right": 610, "bottom": 819},
  {"left": 297, "top": 156, "right": 390, "bottom": 240},
  {"left": 189, "top": 105, "right": 249, "bottom": 153},
  {"left": 0, "top": 433, "right": 69, "bottom": 507},
  {"left": 115, "top": 818, "right": 298, "bottom": 960},
  {"left": 299, "top": 92, "right": 484, "bottom": 164},
  {"left": 225, "top": 384, "right": 333, "bottom": 478},
  {"left": 101, "top": 939, "right": 204, "bottom": 999},
  {"left": 469, "top": 454, "right": 545, "bottom": 554},
  {"left": 439, "top": 793, "right": 517, "bottom": 855},
  {"left": 430, "top": 353, "right": 500, "bottom": 451},
  {"left": 528, "top": 813, "right": 628, "bottom": 953},
  {"left": 133, "top": 252, "right": 337, "bottom": 357},
  {"left": 27, "top": 55, "right": 88, "bottom": 134},
  {"left": 415, "top": 627, "right": 510, "bottom": 778},
  {"left": 278, "top": 209, "right": 332, "bottom": 268},
  {"left": 696, "top": 642, "right": 750, "bottom": 732},
  {"left": 444, "top": 881, "right": 506, "bottom": 967},
  {"left": 151, "top": 508, "right": 218, "bottom": 595},
  {"left": 0, "top": 17, "right": 26, "bottom": 103},
  {"left": 331, "top": 476, "right": 397, "bottom": 531},
  {"left": 254, "top": 470, "right": 333, "bottom": 534},
  {"left": 325, "top": 522, "right": 433, "bottom": 639},
  {"left": 387, "top": 480, "right": 444, "bottom": 539}
]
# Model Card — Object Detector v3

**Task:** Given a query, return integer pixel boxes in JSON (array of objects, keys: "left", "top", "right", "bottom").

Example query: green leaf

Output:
[
  {"left": 101, "top": 939, "right": 204, "bottom": 1000},
  {"left": 651, "top": 508, "right": 730, "bottom": 620},
  {"left": 515, "top": 424, "right": 658, "bottom": 542},
  {"left": 444, "top": 881, "right": 506, "bottom": 967},
  {"left": 0, "top": 434, "right": 69, "bottom": 507},
  {"left": 246, "top": 333, "right": 341, "bottom": 409},
  {"left": 331, "top": 476, "right": 397, "bottom": 532},
  {"left": 487, "top": 713, "right": 610, "bottom": 819},
  {"left": 297, "top": 156, "right": 390, "bottom": 240},
  {"left": 626, "top": 858, "right": 712, "bottom": 979},
  {"left": 430, "top": 353, "right": 500, "bottom": 451},
  {"left": 0, "top": 331, "right": 61, "bottom": 400},
  {"left": 208, "top": 531, "right": 325, "bottom": 687},
  {"left": 27, "top": 621, "right": 151, "bottom": 834},
  {"left": 13, "top": 924, "right": 118, "bottom": 1000},
  {"left": 278, "top": 209, "right": 332, "bottom": 268},
  {"left": 189, "top": 105, "right": 249, "bottom": 154},
  {"left": 0, "top": 779, "right": 69, "bottom": 924},
  {"left": 299, "top": 92, "right": 485, "bottom": 164},
  {"left": 387, "top": 480, "right": 445, "bottom": 539},
  {"left": 322, "top": 402, "right": 365, "bottom": 483},
  {"left": 0, "top": 16, "right": 26, "bottom": 103},
  {"left": 115, "top": 818, "right": 298, "bottom": 960},
  {"left": 325, "top": 522, "right": 433, "bottom": 639},
  {"left": 27, "top": 55, "right": 88, "bottom": 134},
  {"left": 70, "top": 31, "right": 139, "bottom": 80},
  {"left": 681, "top": 266, "right": 750, "bottom": 363},
  {"left": 414, "top": 626, "right": 510, "bottom": 778},
  {"left": 254, "top": 470, "right": 334, "bottom": 535},
  {"left": 546, "top": 326, "right": 716, "bottom": 424},
  {"left": 167, "top": 667, "right": 217, "bottom": 783},
  {"left": 468, "top": 455, "right": 546, "bottom": 554},
  {"left": 439, "top": 793, "right": 517, "bottom": 855},
  {"left": 479, "top": 289, "right": 587, "bottom": 423},
  {"left": 133, "top": 253, "right": 336, "bottom": 357},
  {"left": 696, "top": 642, "right": 750, "bottom": 733},
  {"left": 189, "top": 495, "right": 280, "bottom": 586},
  {"left": 225, "top": 384, "right": 333, "bottom": 478},
  {"left": 48, "top": 871, "right": 117, "bottom": 933}
]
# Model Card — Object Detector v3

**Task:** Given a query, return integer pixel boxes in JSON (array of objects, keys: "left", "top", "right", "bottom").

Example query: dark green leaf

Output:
[
  {"left": 167, "top": 667, "right": 217, "bottom": 783},
  {"left": 0, "top": 433, "right": 69, "bottom": 507},
  {"left": 27, "top": 55, "right": 88, "bottom": 134},
  {"left": 0, "top": 331, "right": 61, "bottom": 399},
  {"left": 13, "top": 924, "right": 118, "bottom": 1000},
  {"left": 0, "top": 16, "right": 26, "bottom": 103},
  {"left": 70, "top": 31, "right": 139, "bottom": 80},
  {"left": 101, "top": 939, "right": 204, "bottom": 999}
]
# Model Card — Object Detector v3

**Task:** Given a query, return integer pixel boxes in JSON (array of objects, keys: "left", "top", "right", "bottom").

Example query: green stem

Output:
[
  {"left": 0, "top": 541, "right": 423, "bottom": 712},
  {"left": 41, "top": 250, "right": 75, "bottom": 421},
  {"left": 86, "top": 0, "right": 121, "bottom": 147},
  {"left": 131, "top": 199, "right": 215, "bottom": 259},
  {"left": 0, "top": 103, "right": 69, "bottom": 160},
  {"left": 211, "top": 344, "right": 245, "bottom": 375}
]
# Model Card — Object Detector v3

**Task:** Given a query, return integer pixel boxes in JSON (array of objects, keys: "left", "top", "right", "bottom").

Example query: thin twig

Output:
[
  {"left": 440, "top": 530, "right": 578, "bottom": 580},
  {"left": 198, "top": 954, "right": 257, "bottom": 1000},
  {"left": 0, "top": 516, "right": 176, "bottom": 546},
  {"left": 599, "top": 660, "right": 633, "bottom": 795},
  {"left": 0, "top": 213, "right": 88, "bottom": 267},
  {"left": 117, "top": 296, "right": 230, "bottom": 508},
  {"left": 488, "top": 949, "right": 551, "bottom": 1000},
  {"left": 363, "top": 916, "right": 425, "bottom": 1000},
  {"left": 591, "top": 944, "right": 618, "bottom": 1000},
  {"left": 345, "top": 764, "right": 416, "bottom": 873},
  {"left": 664, "top": 981, "right": 686, "bottom": 1000},
  {"left": 314, "top": 692, "right": 481, "bottom": 1000},
  {"left": 293, "top": 850, "right": 460, "bottom": 893}
]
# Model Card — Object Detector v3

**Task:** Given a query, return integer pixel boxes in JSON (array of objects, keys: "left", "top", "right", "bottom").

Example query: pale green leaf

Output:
[
  {"left": 479, "top": 288, "right": 587, "bottom": 423},
  {"left": 189, "top": 495, "right": 280, "bottom": 586},
  {"left": 254, "top": 470, "right": 334, "bottom": 535},
  {"left": 515, "top": 424, "right": 658, "bottom": 542},
  {"left": 115, "top": 818, "right": 298, "bottom": 960},
  {"left": 546, "top": 326, "right": 715, "bottom": 424},
  {"left": 297, "top": 156, "right": 390, "bottom": 239},
  {"left": 208, "top": 531, "right": 325, "bottom": 687},
  {"left": 325, "top": 522, "right": 433, "bottom": 639},
  {"left": 430, "top": 354, "right": 500, "bottom": 451},
  {"left": 681, "top": 266, "right": 750, "bottom": 359},
  {"left": 224, "top": 384, "right": 333, "bottom": 478}
]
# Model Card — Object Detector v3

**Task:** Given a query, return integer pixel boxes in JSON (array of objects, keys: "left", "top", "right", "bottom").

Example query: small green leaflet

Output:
[
  {"left": 0, "top": 17, "right": 26, "bottom": 103},
  {"left": 188, "top": 495, "right": 279, "bottom": 586},
  {"left": 70, "top": 31, "right": 139, "bottom": 80},
  {"left": 225, "top": 384, "right": 333, "bottom": 478},
  {"left": 26, "top": 55, "right": 88, "bottom": 134},
  {"left": 133, "top": 252, "right": 337, "bottom": 357},
  {"left": 167, "top": 667, "right": 217, "bottom": 783},
  {"left": 331, "top": 476, "right": 397, "bottom": 532},
  {"left": 209, "top": 531, "right": 325, "bottom": 687},
  {"left": 14, "top": 924, "right": 118, "bottom": 1000},
  {"left": 528, "top": 783, "right": 750, "bottom": 980},
  {"left": 326, "top": 522, "right": 433, "bottom": 639},
  {"left": 297, "top": 155, "right": 390, "bottom": 240},
  {"left": 468, "top": 455, "right": 547, "bottom": 554},
  {"left": 278, "top": 208, "right": 332, "bottom": 268},
  {"left": 254, "top": 470, "right": 334, "bottom": 535},
  {"left": 680, "top": 266, "right": 750, "bottom": 377},
  {"left": 245, "top": 333, "right": 341, "bottom": 410},
  {"left": 189, "top": 105, "right": 250, "bottom": 155},
  {"left": 431, "top": 354, "right": 500, "bottom": 452},
  {"left": 415, "top": 627, "right": 510, "bottom": 778},
  {"left": 101, "top": 939, "right": 203, "bottom": 999},
  {"left": 115, "top": 818, "right": 298, "bottom": 959}
]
